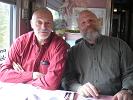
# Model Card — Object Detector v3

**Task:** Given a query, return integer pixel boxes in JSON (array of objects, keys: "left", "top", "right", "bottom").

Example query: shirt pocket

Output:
[{"left": 39, "top": 60, "right": 50, "bottom": 74}]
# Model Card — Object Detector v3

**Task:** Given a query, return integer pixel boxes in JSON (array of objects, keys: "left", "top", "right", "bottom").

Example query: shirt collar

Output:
[
  {"left": 84, "top": 34, "right": 103, "bottom": 47},
  {"left": 33, "top": 32, "right": 55, "bottom": 46}
]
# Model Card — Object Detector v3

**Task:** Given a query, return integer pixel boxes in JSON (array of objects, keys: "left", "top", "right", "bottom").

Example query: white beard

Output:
[{"left": 82, "top": 31, "right": 100, "bottom": 44}]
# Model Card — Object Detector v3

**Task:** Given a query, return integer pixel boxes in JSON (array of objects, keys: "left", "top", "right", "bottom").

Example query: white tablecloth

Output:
[{"left": 0, "top": 82, "right": 112, "bottom": 100}]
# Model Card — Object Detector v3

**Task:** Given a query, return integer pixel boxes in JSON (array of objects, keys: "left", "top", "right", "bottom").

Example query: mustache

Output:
[{"left": 39, "top": 29, "right": 51, "bottom": 33}]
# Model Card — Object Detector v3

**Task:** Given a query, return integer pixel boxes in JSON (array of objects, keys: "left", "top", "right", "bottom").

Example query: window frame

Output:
[{"left": 0, "top": 1, "right": 16, "bottom": 64}]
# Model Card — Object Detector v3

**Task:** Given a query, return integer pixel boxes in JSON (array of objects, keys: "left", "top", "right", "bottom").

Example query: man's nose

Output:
[
  {"left": 86, "top": 22, "right": 91, "bottom": 26},
  {"left": 41, "top": 23, "right": 48, "bottom": 28}
]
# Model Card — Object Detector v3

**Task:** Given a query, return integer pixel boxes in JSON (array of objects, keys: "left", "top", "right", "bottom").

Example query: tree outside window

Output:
[{"left": 0, "top": 2, "right": 10, "bottom": 63}]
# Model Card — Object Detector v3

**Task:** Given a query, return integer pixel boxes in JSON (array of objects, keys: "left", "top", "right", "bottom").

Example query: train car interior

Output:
[
  {"left": 0, "top": 0, "right": 133, "bottom": 62},
  {"left": 0, "top": 0, "right": 133, "bottom": 100}
]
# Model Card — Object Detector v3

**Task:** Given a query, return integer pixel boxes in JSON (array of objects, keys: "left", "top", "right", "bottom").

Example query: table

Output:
[{"left": 0, "top": 82, "right": 112, "bottom": 100}]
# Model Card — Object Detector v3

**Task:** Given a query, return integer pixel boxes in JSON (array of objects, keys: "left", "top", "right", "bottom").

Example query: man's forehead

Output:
[
  {"left": 32, "top": 12, "right": 53, "bottom": 21},
  {"left": 33, "top": 9, "right": 51, "bottom": 16},
  {"left": 32, "top": 9, "right": 53, "bottom": 19},
  {"left": 80, "top": 12, "right": 97, "bottom": 19}
]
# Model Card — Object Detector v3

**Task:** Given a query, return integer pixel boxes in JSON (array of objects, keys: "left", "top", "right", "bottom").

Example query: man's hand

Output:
[
  {"left": 13, "top": 62, "right": 24, "bottom": 71},
  {"left": 32, "top": 72, "right": 44, "bottom": 80},
  {"left": 77, "top": 82, "right": 99, "bottom": 98},
  {"left": 113, "top": 90, "right": 133, "bottom": 100},
  {"left": 13, "top": 62, "right": 44, "bottom": 80}
]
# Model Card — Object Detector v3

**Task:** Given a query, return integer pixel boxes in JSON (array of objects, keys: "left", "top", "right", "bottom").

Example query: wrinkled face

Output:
[
  {"left": 31, "top": 10, "right": 53, "bottom": 41},
  {"left": 78, "top": 11, "right": 101, "bottom": 41}
]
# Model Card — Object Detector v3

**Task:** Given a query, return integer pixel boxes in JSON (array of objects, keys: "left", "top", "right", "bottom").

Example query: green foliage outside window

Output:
[{"left": 0, "top": 2, "right": 9, "bottom": 48}]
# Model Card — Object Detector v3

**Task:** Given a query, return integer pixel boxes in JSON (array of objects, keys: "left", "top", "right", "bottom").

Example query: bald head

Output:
[
  {"left": 31, "top": 8, "right": 53, "bottom": 21},
  {"left": 77, "top": 10, "right": 101, "bottom": 44},
  {"left": 78, "top": 10, "right": 98, "bottom": 22},
  {"left": 77, "top": 10, "right": 101, "bottom": 32},
  {"left": 30, "top": 8, "right": 54, "bottom": 44}
]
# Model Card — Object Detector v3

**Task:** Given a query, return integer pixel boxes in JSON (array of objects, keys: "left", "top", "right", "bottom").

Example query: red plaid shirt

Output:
[{"left": 0, "top": 31, "right": 69, "bottom": 90}]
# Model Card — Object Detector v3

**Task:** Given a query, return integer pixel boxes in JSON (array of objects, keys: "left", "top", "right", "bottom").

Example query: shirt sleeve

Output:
[
  {"left": 119, "top": 40, "right": 133, "bottom": 91},
  {"left": 0, "top": 38, "right": 33, "bottom": 83},
  {"left": 62, "top": 48, "right": 82, "bottom": 92},
  {"left": 28, "top": 41, "right": 69, "bottom": 90}
]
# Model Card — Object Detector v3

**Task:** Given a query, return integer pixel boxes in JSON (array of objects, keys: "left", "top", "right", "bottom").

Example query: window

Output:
[
  {"left": 47, "top": 7, "right": 60, "bottom": 21},
  {"left": 0, "top": 2, "right": 16, "bottom": 64}
]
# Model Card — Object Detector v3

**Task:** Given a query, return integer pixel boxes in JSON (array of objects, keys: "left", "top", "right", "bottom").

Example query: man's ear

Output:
[
  {"left": 30, "top": 20, "right": 33, "bottom": 29},
  {"left": 96, "top": 18, "right": 102, "bottom": 31},
  {"left": 76, "top": 18, "right": 80, "bottom": 29},
  {"left": 98, "top": 18, "right": 103, "bottom": 26}
]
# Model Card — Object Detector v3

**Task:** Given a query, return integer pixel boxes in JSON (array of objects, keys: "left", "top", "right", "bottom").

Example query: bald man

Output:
[
  {"left": 62, "top": 10, "right": 133, "bottom": 100},
  {"left": 0, "top": 8, "right": 69, "bottom": 90}
]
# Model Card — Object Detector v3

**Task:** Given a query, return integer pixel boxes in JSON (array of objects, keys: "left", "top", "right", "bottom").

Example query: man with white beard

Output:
[{"left": 62, "top": 10, "right": 133, "bottom": 100}]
